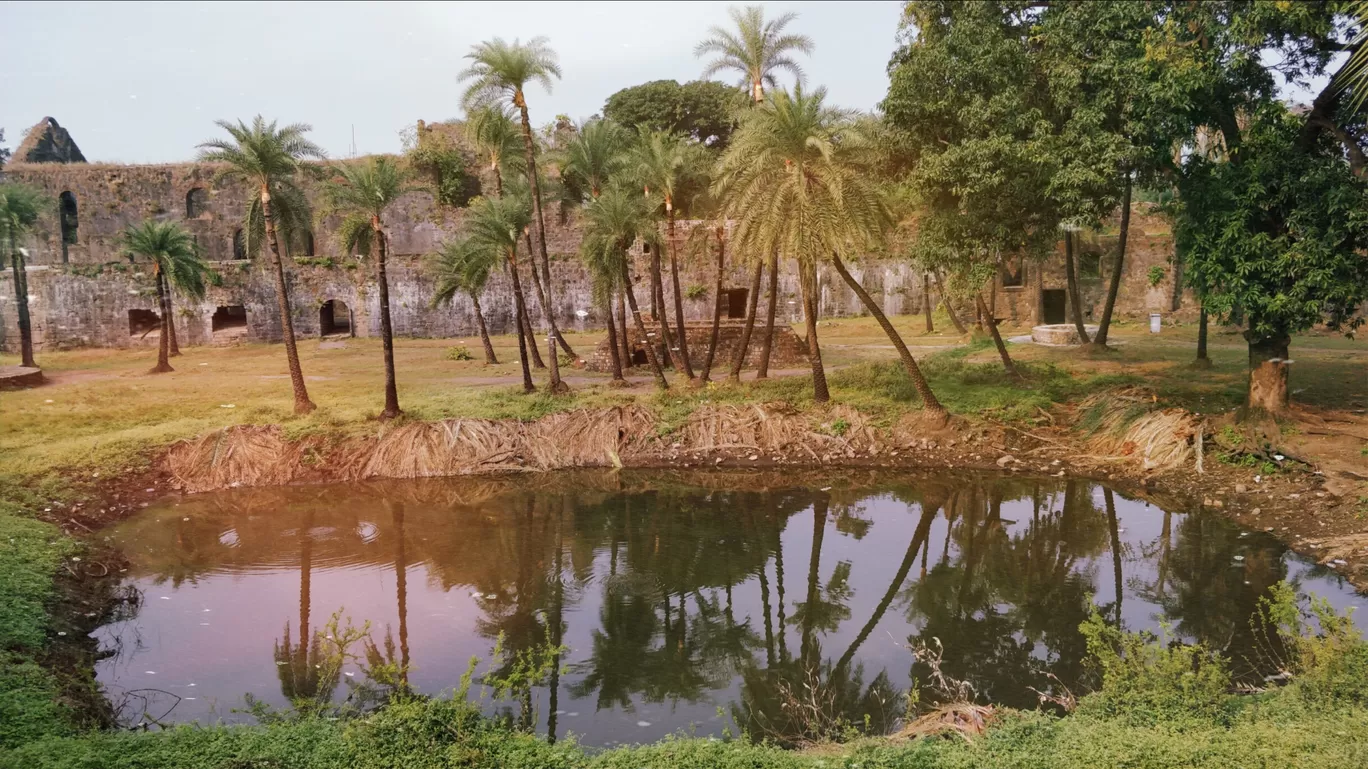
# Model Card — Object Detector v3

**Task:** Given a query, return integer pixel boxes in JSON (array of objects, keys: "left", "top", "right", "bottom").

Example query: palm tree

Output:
[
  {"left": 580, "top": 186, "right": 669, "bottom": 388},
  {"left": 431, "top": 236, "right": 502, "bottom": 365},
  {"left": 716, "top": 85, "right": 931, "bottom": 405},
  {"left": 460, "top": 195, "right": 537, "bottom": 392},
  {"left": 629, "top": 129, "right": 698, "bottom": 381},
  {"left": 119, "top": 220, "right": 212, "bottom": 374},
  {"left": 696, "top": 5, "right": 813, "bottom": 105},
  {"left": 459, "top": 37, "right": 573, "bottom": 394},
  {"left": 464, "top": 107, "right": 544, "bottom": 368},
  {"left": 0, "top": 183, "right": 47, "bottom": 369},
  {"left": 324, "top": 156, "right": 418, "bottom": 419},
  {"left": 198, "top": 117, "right": 324, "bottom": 414},
  {"left": 559, "top": 118, "right": 631, "bottom": 200}
]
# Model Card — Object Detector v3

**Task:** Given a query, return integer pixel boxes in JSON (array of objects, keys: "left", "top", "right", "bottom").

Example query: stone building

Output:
[{"left": 0, "top": 117, "right": 1190, "bottom": 357}]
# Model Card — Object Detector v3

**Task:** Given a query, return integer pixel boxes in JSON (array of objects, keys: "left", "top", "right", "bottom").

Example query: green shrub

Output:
[
  {"left": 446, "top": 346, "right": 475, "bottom": 362},
  {"left": 1258, "top": 582, "right": 1368, "bottom": 705}
]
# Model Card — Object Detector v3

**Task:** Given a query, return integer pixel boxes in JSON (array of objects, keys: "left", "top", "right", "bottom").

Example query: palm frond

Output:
[{"left": 120, "top": 219, "right": 214, "bottom": 300}]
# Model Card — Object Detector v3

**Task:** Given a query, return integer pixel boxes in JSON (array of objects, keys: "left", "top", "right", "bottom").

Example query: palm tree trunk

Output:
[
  {"left": 1104, "top": 488, "right": 1123, "bottom": 627},
  {"left": 1093, "top": 175, "right": 1131, "bottom": 348},
  {"left": 507, "top": 248, "right": 535, "bottom": 393},
  {"left": 373, "top": 222, "right": 401, "bottom": 419},
  {"left": 616, "top": 288, "right": 632, "bottom": 366},
  {"left": 832, "top": 254, "right": 944, "bottom": 416},
  {"left": 471, "top": 293, "right": 498, "bottom": 364},
  {"left": 922, "top": 273, "right": 934, "bottom": 333},
  {"left": 524, "top": 244, "right": 577, "bottom": 358},
  {"left": 800, "top": 494, "right": 828, "bottom": 667},
  {"left": 514, "top": 95, "right": 568, "bottom": 393},
  {"left": 515, "top": 239, "right": 545, "bottom": 369},
  {"left": 799, "top": 261, "right": 829, "bottom": 403},
  {"left": 757, "top": 250, "right": 780, "bottom": 378},
  {"left": 150, "top": 269, "right": 174, "bottom": 373},
  {"left": 260, "top": 188, "right": 315, "bottom": 414},
  {"left": 1064, "top": 232, "right": 1092, "bottom": 344},
  {"left": 621, "top": 259, "right": 668, "bottom": 389},
  {"left": 976, "top": 291, "right": 1020, "bottom": 380},
  {"left": 167, "top": 297, "right": 181, "bottom": 357},
  {"left": 649, "top": 244, "right": 683, "bottom": 373},
  {"left": 937, "top": 270, "right": 967, "bottom": 334},
  {"left": 700, "top": 226, "right": 725, "bottom": 381},
  {"left": 728, "top": 260, "right": 764, "bottom": 381},
  {"left": 666, "top": 212, "right": 695, "bottom": 380},
  {"left": 393, "top": 503, "right": 410, "bottom": 686},
  {"left": 602, "top": 287, "right": 625, "bottom": 383},
  {"left": 10, "top": 239, "right": 36, "bottom": 368}
]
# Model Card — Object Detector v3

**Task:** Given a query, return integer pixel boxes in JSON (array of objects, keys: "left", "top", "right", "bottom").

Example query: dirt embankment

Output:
[{"left": 54, "top": 394, "right": 1367, "bottom": 591}]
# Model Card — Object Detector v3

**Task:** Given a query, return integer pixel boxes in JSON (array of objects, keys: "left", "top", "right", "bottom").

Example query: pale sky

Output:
[{"left": 0, "top": 1, "right": 904, "bottom": 164}]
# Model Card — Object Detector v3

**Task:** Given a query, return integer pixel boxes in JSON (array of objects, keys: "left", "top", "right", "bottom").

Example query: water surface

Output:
[{"left": 93, "top": 470, "right": 1363, "bottom": 745}]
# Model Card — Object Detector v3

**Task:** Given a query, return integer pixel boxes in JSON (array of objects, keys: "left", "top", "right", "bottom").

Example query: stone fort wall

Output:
[{"left": 0, "top": 151, "right": 1188, "bottom": 355}]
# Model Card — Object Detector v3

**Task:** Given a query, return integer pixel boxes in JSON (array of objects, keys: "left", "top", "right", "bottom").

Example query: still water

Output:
[{"left": 94, "top": 470, "right": 1363, "bottom": 745}]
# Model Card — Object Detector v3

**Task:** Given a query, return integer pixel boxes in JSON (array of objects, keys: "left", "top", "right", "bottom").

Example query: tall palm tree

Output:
[
  {"left": 460, "top": 195, "right": 537, "bottom": 392},
  {"left": 0, "top": 183, "right": 47, "bottom": 369},
  {"left": 324, "top": 156, "right": 418, "bottom": 419},
  {"left": 580, "top": 186, "right": 669, "bottom": 389},
  {"left": 119, "top": 220, "right": 212, "bottom": 374},
  {"left": 696, "top": 5, "right": 813, "bottom": 105},
  {"left": 431, "top": 236, "right": 502, "bottom": 365},
  {"left": 716, "top": 86, "right": 914, "bottom": 404},
  {"left": 198, "top": 117, "right": 324, "bottom": 414},
  {"left": 629, "top": 129, "right": 698, "bottom": 381},
  {"left": 559, "top": 118, "right": 631, "bottom": 200},
  {"left": 459, "top": 37, "right": 573, "bottom": 394}
]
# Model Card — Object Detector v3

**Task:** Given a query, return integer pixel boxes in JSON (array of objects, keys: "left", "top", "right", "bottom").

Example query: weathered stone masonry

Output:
[{"left": 0, "top": 118, "right": 1190, "bottom": 355}]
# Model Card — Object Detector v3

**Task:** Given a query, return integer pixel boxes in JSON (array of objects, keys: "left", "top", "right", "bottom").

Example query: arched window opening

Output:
[
  {"left": 320, "top": 299, "right": 352, "bottom": 337},
  {"left": 303, "top": 230, "right": 315, "bottom": 257},
  {"left": 186, "top": 187, "right": 209, "bottom": 218},
  {"left": 59, "top": 191, "right": 78, "bottom": 245},
  {"left": 232, "top": 229, "right": 247, "bottom": 260}
]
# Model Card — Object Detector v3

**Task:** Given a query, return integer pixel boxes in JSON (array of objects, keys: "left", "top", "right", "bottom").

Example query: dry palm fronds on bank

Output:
[
  {"left": 1074, "top": 389, "right": 1201, "bottom": 471},
  {"left": 164, "top": 426, "right": 312, "bottom": 492}
]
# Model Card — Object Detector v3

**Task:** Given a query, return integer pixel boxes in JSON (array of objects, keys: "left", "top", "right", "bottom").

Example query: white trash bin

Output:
[{"left": 1149, "top": 313, "right": 1162, "bottom": 334}]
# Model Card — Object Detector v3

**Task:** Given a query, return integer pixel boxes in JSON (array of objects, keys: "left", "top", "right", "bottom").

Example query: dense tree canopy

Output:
[{"left": 603, "top": 79, "right": 745, "bottom": 147}]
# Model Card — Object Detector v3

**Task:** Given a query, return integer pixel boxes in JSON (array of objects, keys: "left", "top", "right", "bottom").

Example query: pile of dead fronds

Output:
[
  {"left": 164, "top": 426, "right": 312, "bottom": 493},
  {"left": 894, "top": 639, "right": 996, "bottom": 743},
  {"left": 1075, "top": 389, "right": 1201, "bottom": 472},
  {"left": 673, "top": 402, "right": 884, "bottom": 461}
]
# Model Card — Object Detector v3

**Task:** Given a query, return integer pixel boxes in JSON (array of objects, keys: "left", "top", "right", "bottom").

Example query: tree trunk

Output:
[
  {"left": 1034, "top": 260, "right": 1046, "bottom": 325},
  {"left": 728, "top": 260, "right": 765, "bottom": 382},
  {"left": 150, "top": 269, "right": 174, "bottom": 373},
  {"left": 666, "top": 211, "right": 695, "bottom": 380},
  {"left": 10, "top": 240, "right": 36, "bottom": 368},
  {"left": 515, "top": 94, "right": 568, "bottom": 393},
  {"left": 832, "top": 254, "right": 944, "bottom": 416},
  {"left": 1246, "top": 332, "right": 1290, "bottom": 414},
  {"left": 524, "top": 245, "right": 577, "bottom": 358},
  {"left": 1093, "top": 176, "right": 1131, "bottom": 348},
  {"left": 700, "top": 226, "right": 725, "bottom": 381},
  {"left": 800, "top": 494, "right": 828, "bottom": 666},
  {"left": 506, "top": 248, "right": 535, "bottom": 393},
  {"left": 260, "top": 187, "right": 315, "bottom": 414},
  {"left": 471, "top": 293, "right": 498, "bottom": 364},
  {"left": 800, "top": 261, "right": 829, "bottom": 403},
  {"left": 649, "top": 241, "right": 683, "bottom": 374},
  {"left": 757, "top": 250, "right": 780, "bottom": 378},
  {"left": 622, "top": 259, "right": 668, "bottom": 389},
  {"left": 1194, "top": 306, "right": 1211, "bottom": 367},
  {"left": 937, "top": 271, "right": 968, "bottom": 334},
  {"left": 167, "top": 295, "right": 181, "bottom": 357},
  {"left": 922, "top": 272, "right": 934, "bottom": 333},
  {"left": 1064, "top": 231, "right": 1092, "bottom": 344},
  {"left": 976, "top": 292, "right": 1020, "bottom": 380},
  {"left": 616, "top": 288, "right": 632, "bottom": 367},
  {"left": 602, "top": 286, "right": 625, "bottom": 383},
  {"left": 519, "top": 234, "right": 546, "bottom": 369},
  {"left": 373, "top": 221, "right": 401, "bottom": 419},
  {"left": 1104, "top": 488, "right": 1123, "bottom": 626}
]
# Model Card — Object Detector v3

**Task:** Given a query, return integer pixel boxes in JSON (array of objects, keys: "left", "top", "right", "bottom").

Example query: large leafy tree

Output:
[
  {"left": 603, "top": 79, "right": 745, "bottom": 147},
  {"left": 696, "top": 5, "right": 813, "bottom": 105},
  {"left": 198, "top": 117, "right": 324, "bottom": 414},
  {"left": 717, "top": 85, "right": 924, "bottom": 406},
  {"left": 579, "top": 186, "right": 669, "bottom": 389},
  {"left": 0, "top": 183, "right": 46, "bottom": 368},
  {"left": 120, "top": 220, "right": 212, "bottom": 374},
  {"left": 459, "top": 37, "right": 573, "bottom": 393},
  {"left": 324, "top": 156, "right": 418, "bottom": 419}
]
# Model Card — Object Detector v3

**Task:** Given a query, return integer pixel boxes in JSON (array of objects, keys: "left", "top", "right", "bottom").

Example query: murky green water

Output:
[{"left": 93, "top": 470, "right": 1363, "bottom": 745}]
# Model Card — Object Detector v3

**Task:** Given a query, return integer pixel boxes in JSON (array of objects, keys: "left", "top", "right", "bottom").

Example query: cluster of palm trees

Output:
[{"left": 4, "top": 4, "right": 952, "bottom": 420}]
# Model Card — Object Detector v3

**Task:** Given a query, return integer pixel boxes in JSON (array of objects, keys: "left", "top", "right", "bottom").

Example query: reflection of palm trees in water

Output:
[{"left": 274, "top": 507, "right": 339, "bottom": 706}]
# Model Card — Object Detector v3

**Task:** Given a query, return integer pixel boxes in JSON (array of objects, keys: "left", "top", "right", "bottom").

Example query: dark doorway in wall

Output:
[
  {"left": 631, "top": 348, "right": 648, "bottom": 366},
  {"left": 303, "top": 231, "right": 315, "bottom": 257},
  {"left": 59, "top": 191, "right": 78, "bottom": 263},
  {"left": 211, "top": 305, "right": 247, "bottom": 332},
  {"left": 186, "top": 187, "right": 209, "bottom": 218},
  {"left": 1042, "top": 289, "right": 1067, "bottom": 325},
  {"left": 724, "top": 288, "right": 749, "bottom": 319},
  {"left": 128, "top": 308, "right": 161, "bottom": 338},
  {"left": 320, "top": 299, "right": 351, "bottom": 336},
  {"left": 232, "top": 229, "right": 247, "bottom": 260}
]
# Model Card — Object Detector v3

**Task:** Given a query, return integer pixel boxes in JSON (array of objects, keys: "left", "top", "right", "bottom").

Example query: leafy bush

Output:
[
  {"left": 1257, "top": 583, "right": 1368, "bottom": 705},
  {"left": 447, "top": 346, "right": 475, "bottom": 361},
  {"left": 1147, "top": 265, "right": 1166, "bottom": 287}
]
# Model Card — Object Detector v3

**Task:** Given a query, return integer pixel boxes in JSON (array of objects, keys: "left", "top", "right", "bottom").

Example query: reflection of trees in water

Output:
[{"left": 111, "top": 473, "right": 1306, "bottom": 742}]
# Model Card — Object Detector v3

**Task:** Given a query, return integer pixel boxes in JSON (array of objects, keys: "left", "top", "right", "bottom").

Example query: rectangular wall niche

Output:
[
  {"left": 724, "top": 288, "right": 749, "bottom": 319},
  {"left": 211, "top": 305, "right": 247, "bottom": 332},
  {"left": 128, "top": 308, "right": 161, "bottom": 337}
]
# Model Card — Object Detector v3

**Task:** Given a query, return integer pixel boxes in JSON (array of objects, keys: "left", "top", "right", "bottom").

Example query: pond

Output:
[{"left": 92, "top": 470, "right": 1364, "bottom": 746}]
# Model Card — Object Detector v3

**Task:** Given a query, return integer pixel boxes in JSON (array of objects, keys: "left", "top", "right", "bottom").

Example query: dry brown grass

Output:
[{"left": 1078, "top": 389, "right": 1201, "bottom": 472}]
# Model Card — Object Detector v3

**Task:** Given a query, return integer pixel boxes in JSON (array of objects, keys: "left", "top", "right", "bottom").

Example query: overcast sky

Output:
[{"left": 0, "top": 1, "right": 904, "bottom": 164}]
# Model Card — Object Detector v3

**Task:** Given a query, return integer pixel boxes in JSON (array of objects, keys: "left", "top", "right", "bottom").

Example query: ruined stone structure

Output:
[{"left": 0, "top": 119, "right": 1190, "bottom": 359}]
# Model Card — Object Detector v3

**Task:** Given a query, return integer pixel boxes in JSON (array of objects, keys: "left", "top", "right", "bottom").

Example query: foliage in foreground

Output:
[{"left": 7, "top": 584, "right": 1368, "bottom": 769}]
